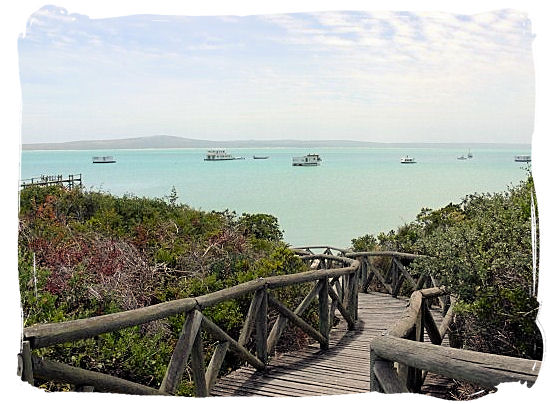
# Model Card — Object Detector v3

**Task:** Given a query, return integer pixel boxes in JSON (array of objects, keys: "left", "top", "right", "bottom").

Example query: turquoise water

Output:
[{"left": 20, "top": 147, "right": 531, "bottom": 247}]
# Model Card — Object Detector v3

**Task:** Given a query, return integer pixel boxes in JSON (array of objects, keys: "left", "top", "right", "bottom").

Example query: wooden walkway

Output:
[{"left": 211, "top": 292, "right": 451, "bottom": 397}]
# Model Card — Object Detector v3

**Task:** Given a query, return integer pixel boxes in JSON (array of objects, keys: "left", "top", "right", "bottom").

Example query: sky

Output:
[{"left": 18, "top": 6, "right": 535, "bottom": 144}]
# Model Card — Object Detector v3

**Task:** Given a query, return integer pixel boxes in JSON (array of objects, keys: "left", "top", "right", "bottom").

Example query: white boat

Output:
[
  {"left": 204, "top": 150, "right": 244, "bottom": 161},
  {"left": 292, "top": 154, "right": 322, "bottom": 166},
  {"left": 400, "top": 156, "right": 416, "bottom": 164},
  {"left": 467, "top": 149, "right": 473, "bottom": 158},
  {"left": 92, "top": 156, "right": 116, "bottom": 163},
  {"left": 457, "top": 155, "right": 467, "bottom": 160},
  {"left": 514, "top": 155, "right": 531, "bottom": 163}
]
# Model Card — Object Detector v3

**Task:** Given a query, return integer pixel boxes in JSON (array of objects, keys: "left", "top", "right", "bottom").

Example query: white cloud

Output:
[{"left": 18, "top": 7, "right": 534, "bottom": 144}]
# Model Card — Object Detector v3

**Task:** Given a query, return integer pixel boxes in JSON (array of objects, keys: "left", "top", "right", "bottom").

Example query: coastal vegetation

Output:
[
  {"left": 18, "top": 172, "right": 541, "bottom": 395},
  {"left": 352, "top": 173, "right": 541, "bottom": 360},
  {"left": 18, "top": 186, "right": 312, "bottom": 394}
]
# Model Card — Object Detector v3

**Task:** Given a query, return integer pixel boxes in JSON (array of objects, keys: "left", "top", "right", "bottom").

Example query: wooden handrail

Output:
[
  {"left": 346, "top": 251, "right": 426, "bottom": 260},
  {"left": 371, "top": 335, "right": 540, "bottom": 388},
  {"left": 20, "top": 252, "right": 362, "bottom": 396},
  {"left": 291, "top": 246, "right": 352, "bottom": 254},
  {"left": 370, "top": 286, "right": 541, "bottom": 394},
  {"left": 23, "top": 248, "right": 475, "bottom": 397},
  {"left": 24, "top": 260, "right": 359, "bottom": 349}
]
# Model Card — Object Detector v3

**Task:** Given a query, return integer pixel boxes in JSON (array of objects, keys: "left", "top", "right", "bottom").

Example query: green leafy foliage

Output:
[
  {"left": 238, "top": 213, "right": 284, "bottom": 241},
  {"left": 18, "top": 186, "right": 310, "bottom": 394},
  {"left": 352, "top": 174, "right": 541, "bottom": 359}
]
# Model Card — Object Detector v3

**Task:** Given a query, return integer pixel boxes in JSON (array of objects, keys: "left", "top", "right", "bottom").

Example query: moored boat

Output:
[
  {"left": 253, "top": 156, "right": 269, "bottom": 159},
  {"left": 204, "top": 150, "right": 244, "bottom": 161},
  {"left": 514, "top": 155, "right": 531, "bottom": 163},
  {"left": 457, "top": 155, "right": 467, "bottom": 160},
  {"left": 92, "top": 156, "right": 116, "bottom": 163},
  {"left": 400, "top": 156, "right": 416, "bottom": 164},
  {"left": 292, "top": 154, "right": 321, "bottom": 166}
]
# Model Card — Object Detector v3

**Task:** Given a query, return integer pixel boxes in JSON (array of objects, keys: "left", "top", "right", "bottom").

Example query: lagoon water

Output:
[{"left": 20, "top": 147, "right": 531, "bottom": 248}]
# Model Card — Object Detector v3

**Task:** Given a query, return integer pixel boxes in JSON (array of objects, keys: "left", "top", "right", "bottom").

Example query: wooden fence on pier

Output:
[
  {"left": 20, "top": 174, "right": 82, "bottom": 190},
  {"left": 17, "top": 246, "right": 541, "bottom": 397}
]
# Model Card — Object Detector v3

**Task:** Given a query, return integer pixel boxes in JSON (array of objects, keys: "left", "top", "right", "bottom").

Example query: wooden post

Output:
[
  {"left": 318, "top": 276, "right": 330, "bottom": 350},
  {"left": 238, "top": 289, "right": 264, "bottom": 346},
  {"left": 414, "top": 274, "right": 425, "bottom": 290},
  {"left": 370, "top": 349, "right": 383, "bottom": 393},
  {"left": 360, "top": 257, "right": 368, "bottom": 291},
  {"left": 160, "top": 310, "right": 203, "bottom": 395},
  {"left": 327, "top": 284, "right": 354, "bottom": 329},
  {"left": 347, "top": 269, "right": 358, "bottom": 322},
  {"left": 406, "top": 300, "right": 425, "bottom": 392},
  {"left": 190, "top": 329, "right": 208, "bottom": 397},
  {"left": 256, "top": 289, "right": 268, "bottom": 364},
  {"left": 205, "top": 341, "right": 229, "bottom": 394},
  {"left": 392, "top": 275, "right": 405, "bottom": 298},
  {"left": 373, "top": 360, "right": 409, "bottom": 393},
  {"left": 21, "top": 341, "right": 34, "bottom": 386}
]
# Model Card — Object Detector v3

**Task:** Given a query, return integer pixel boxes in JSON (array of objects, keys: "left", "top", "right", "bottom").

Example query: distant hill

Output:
[{"left": 22, "top": 135, "right": 530, "bottom": 151}]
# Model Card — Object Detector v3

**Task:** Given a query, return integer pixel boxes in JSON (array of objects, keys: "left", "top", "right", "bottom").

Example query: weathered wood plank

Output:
[
  {"left": 238, "top": 289, "right": 264, "bottom": 346},
  {"left": 21, "top": 341, "right": 34, "bottom": 385},
  {"left": 346, "top": 251, "right": 426, "bottom": 260},
  {"left": 393, "top": 258, "right": 417, "bottom": 288},
  {"left": 318, "top": 276, "right": 330, "bottom": 350},
  {"left": 439, "top": 297, "right": 456, "bottom": 339},
  {"left": 368, "top": 265, "right": 394, "bottom": 295},
  {"left": 213, "top": 292, "right": 421, "bottom": 397},
  {"left": 267, "top": 293, "right": 328, "bottom": 348},
  {"left": 24, "top": 298, "right": 197, "bottom": 349},
  {"left": 327, "top": 284, "right": 354, "bottom": 329},
  {"left": 371, "top": 335, "right": 540, "bottom": 388},
  {"left": 160, "top": 309, "right": 203, "bottom": 394},
  {"left": 190, "top": 329, "right": 208, "bottom": 397},
  {"left": 256, "top": 289, "right": 268, "bottom": 363},
  {"left": 201, "top": 315, "right": 265, "bottom": 371},
  {"left": 373, "top": 360, "right": 409, "bottom": 393},
  {"left": 424, "top": 302, "right": 443, "bottom": 345},
  {"left": 24, "top": 262, "right": 359, "bottom": 350},
  {"left": 205, "top": 341, "right": 229, "bottom": 394},
  {"left": 267, "top": 281, "right": 322, "bottom": 354},
  {"left": 31, "top": 355, "right": 167, "bottom": 395}
]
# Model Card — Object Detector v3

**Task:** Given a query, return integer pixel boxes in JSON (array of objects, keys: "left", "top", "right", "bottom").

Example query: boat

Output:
[
  {"left": 467, "top": 149, "right": 473, "bottom": 158},
  {"left": 204, "top": 150, "right": 244, "bottom": 161},
  {"left": 253, "top": 156, "right": 269, "bottom": 159},
  {"left": 92, "top": 156, "right": 116, "bottom": 163},
  {"left": 400, "top": 156, "right": 416, "bottom": 164},
  {"left": 292, "top": 154, "right": 322, "bottom": 166},
  {"left": 514, "top": 155, "right": 531, "bottom": 163},
  {"left": 457, "top": 155, "right": 467, "bottom": 160}
]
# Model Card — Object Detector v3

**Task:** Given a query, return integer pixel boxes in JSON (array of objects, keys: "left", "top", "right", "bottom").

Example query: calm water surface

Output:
[{"left": 20, "top": 147, "right": 531, "bottom": 247}]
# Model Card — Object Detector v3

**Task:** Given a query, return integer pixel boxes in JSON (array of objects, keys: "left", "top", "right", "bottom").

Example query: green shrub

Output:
[
  {"left": 352, "top": 174, "right": 541, "bottom": 359},
  {"left": 18, "top": 185, "right": 311, "bottom": 394}
]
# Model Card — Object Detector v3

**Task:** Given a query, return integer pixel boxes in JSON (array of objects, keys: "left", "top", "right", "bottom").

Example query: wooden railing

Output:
[
  {"left": 295, "top": 246, "right": 434, "bottom": 299},
  {"left": 20, "top": 173, "right": 82, "bottom": 190},
  {"left": 19, "top": 245, "right": 541, "bottom": 396},
  {"left": 18, "top": 253, "right": 361, "bottom": 396},
  {"left": 369, "top": 287, "right": 541, "bottom": 393}
]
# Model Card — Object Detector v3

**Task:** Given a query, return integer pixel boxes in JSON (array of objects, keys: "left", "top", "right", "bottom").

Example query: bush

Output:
[
  {"left": 351, "top": 174, "right": 541, "bottom": 359},
  {"left": 18, "top": 186, "right": 310, "bottom": 394}
]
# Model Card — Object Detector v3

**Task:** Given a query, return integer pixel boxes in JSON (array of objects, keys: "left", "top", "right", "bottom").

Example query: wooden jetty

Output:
[
  {"left": 20, "top": 174, "right": 82, "bottom": 190},
  {"left": 18, "top": 247, "right": 541, "bottom": 397}
]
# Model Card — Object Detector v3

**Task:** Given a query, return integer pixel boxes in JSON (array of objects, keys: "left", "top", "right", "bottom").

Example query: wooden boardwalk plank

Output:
[{"left": 211, "top": 292, "right": 455, "bottom": 397}]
